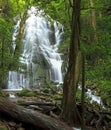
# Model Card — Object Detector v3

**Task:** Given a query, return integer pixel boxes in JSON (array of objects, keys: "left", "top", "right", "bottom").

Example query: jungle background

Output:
[{"left": 0, "top": 0, "right": 111, "bottom": 130}]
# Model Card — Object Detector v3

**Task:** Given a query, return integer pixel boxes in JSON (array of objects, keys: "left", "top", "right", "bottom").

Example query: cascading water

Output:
[{"left": 8, "top": 7, "right": 63, "bottom": 90}]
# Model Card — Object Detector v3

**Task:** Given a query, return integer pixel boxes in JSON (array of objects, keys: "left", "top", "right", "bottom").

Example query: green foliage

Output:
[
  {"left": 76, "top": 89, "right": 82, "bottom": 102},
  {"left": 80, "top": 1, "right": 111, "bottom": 99},
  {"left": 52, "top": 93, "right": 62, "bottom": 99},
  {"left": 101, "top": 93, "right": 111, "bottom": 107},
  {"left": 17, "top": 88, "right": 37, "bottom": 97},
  {"left": 0, "top": 18, "right": 13, "bottom": 84},
  {"left": 0, "top": 18, "right": 12, "bottom": 40},
  {"left": 98, "top": 80, "right": 111, "bottom": 92},
  {"left": 31, "top": 0, "right": 69, "bottom": 27},
  {"left": 19, "top": 88, "right": 30, "bottom": 95},
  {"left": 59, "top": 36, "right": 69, "bottom": 52},
  {"left": 5, "top": 0, "right": 29, "bottom": 18},
  {"left": 0, "top": 0, "right": 30, "bottom": 86},
  {"left": 85, "top": 61, "right": 111, "bottom": 81}
]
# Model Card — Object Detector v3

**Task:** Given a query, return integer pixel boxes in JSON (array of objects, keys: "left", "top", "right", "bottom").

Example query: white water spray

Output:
[{"left": 8, "top": 7, "right": 63, "bottom": 90}]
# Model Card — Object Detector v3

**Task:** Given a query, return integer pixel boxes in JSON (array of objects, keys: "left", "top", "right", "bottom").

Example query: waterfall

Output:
[
  {"left": 7, "top": 7, "right": 63, "bottom": 90},
  {"left": 86, "top": 89, "right": 103, "bottom": 105},
  {"left": 78, "top": 85, "right": 103, "bottom": 106}
]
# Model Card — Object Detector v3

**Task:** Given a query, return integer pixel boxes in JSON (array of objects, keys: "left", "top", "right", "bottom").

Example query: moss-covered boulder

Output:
[{"left": 0, "top": 125, "right": 8, "bottom": 130}]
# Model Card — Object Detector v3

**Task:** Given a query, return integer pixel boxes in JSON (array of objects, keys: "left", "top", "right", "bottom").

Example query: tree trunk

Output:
[
  {"left": 0, "top": 98, "right": 73, "bottom": 130},
  {"left": 62, "top": 53, "right": 82, "bottom": 126},
  {"left": 62, "top": 0, "right": 82, "bottom": 127},
  {"left": 89, "top": 0, "right": 98, "bottom": 44},
  {"left": 81, "top": 55, "right": 85, "bottom": 130}
]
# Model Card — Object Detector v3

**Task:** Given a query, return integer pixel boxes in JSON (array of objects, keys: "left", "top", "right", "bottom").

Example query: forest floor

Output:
[{"left": 0, "top": 89, "right": 111, "bottom": 130}]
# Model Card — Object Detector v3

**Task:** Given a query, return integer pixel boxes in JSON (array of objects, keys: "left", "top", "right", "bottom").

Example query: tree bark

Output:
[
  {"left": 81, "top": 55, "right": 85, "bottom": 130},
  {"left": 0, "top": 98, "right": 73, "bottom": 130},
  {"left": 62, "top": 0, "right": 82, "bottom": 127},
  {"left": 89, "top": 0, "right": 98, "bottom": 44}
]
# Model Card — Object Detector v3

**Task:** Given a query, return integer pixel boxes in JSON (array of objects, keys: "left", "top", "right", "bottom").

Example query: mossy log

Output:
[{"left": 0, "top": 98, "right": 73, "bottom": 130}]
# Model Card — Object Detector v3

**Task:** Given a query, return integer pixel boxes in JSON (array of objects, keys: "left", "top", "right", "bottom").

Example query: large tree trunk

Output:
[
  {"left": 0, "top": 98, "right": 73, "bottom": 130},
  {"left": 62, "top": 0, "right": 82, "bottom": 127}
]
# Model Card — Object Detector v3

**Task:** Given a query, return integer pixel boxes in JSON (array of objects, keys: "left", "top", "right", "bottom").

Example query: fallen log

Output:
[
  {"left": 18, "top": 100, "right": 56, "bottom": 106},
  {"left": 0, "top": 98, "right": 73, "bottom": 130},
  {"left": 28, "top": 105, "right": 44, "bottom": 111}
]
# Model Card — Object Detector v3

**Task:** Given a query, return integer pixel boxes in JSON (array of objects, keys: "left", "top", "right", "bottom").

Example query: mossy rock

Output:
[
  {"left": 17, "top": 88, "right": 30, "bottom": 96},
  {"left": 0, "top": 125, "right": 8, "bottom": 130},
  {"left": 17, "top": 88, "right": 36, "bottom": 97},
  {"left": 26, "top": 91, "right": 37, "bottom": 97}
]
